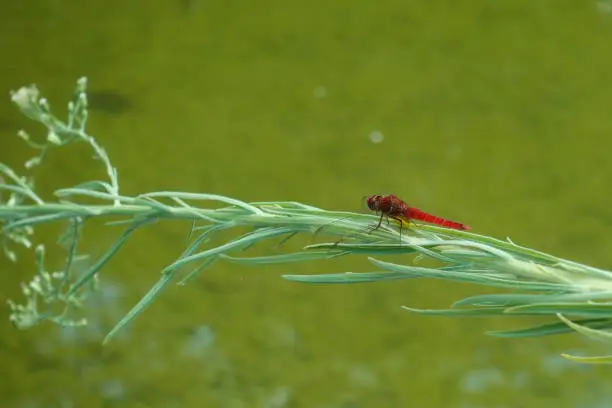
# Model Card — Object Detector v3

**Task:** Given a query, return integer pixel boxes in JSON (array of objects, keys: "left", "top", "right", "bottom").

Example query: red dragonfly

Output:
[{"left": 366, "top": 194, "right": 470, "bottom": 232}]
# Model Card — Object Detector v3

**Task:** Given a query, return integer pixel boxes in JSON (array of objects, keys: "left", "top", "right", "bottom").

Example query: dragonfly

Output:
[{"left": 365, "top": 194, "right": 470, "bottom": 232}]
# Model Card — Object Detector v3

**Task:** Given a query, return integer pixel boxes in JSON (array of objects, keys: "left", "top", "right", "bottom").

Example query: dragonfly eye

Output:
[{"left": 365, "top": 195, "right": 378, "bottom": 210}]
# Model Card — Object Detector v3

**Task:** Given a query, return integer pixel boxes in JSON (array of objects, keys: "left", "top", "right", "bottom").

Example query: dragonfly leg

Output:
[
  {"left": 390, "top": 216, "right": 404, "bottom": 242},
  {"left": 367, "top": 212, "right": 385, "bottom": 234}
]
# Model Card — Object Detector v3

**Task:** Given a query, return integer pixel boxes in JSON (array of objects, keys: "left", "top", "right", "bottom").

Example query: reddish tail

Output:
[{"left": 405, "top": 208, "right": 470, "bottom": 231}]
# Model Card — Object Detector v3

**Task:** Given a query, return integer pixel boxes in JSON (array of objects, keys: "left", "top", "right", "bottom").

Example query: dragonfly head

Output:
[{"left": 365, "top": 195, "right": 382, "bottom": 211}]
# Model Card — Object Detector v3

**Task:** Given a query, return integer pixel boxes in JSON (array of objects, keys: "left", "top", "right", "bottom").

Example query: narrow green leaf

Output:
[
  {"left": 557, "top": 313, "right": 612, "bottom": 342},
  {"left": 402, "top": 306, "right": 507, "bottom": 316},
  {"left": 305, "top": 242, "right": 421, "bottom": 256},
  {"left": 369, "top": 258, "right": 574, "bottom": 292},
  {"left": 178, "top": 256, "right": 218, "bottom": 285},
  {"left": 57, "top": 218, "right": 81, "bottom": 290},
  {"left": 71, "top": 180, "right": 114, "bottom": 193},
  {"left": 103, "top": 272, "right": 174, "bottom": 344},
  {"left": 283, "top": 271, "right": 416, "bottom": 284},
  {"left": 179, "top": 223, "right": 233, "bottom": 259},
  {"left": 141, "top": 192, "right": 265, "bottom": 215},
  {"left": 487, "top": 318, "right": 612, "bottom": 338},
  {"left": 4, "top": 212, "right": 77, "bottom": 231},
  {"left": 162, "top": 227, "right": 294, "bottom": 275},
  {"left": 68, "top": 220, "right": 144, "bottom": 296},
  {"left": 130, "top": 197, "right": 175, "bottom": 213},
  {"left": 57, "top": 216, "right": 84, "bottom": 249},
  {"left": 506, "top": 303, "right": 612, "bottom": 317},
  {"left": 561, "top": 354, "right": 612, "bottom": 364},
  {"left": 0, "top": 184, "right": 42, "bottom": 204},
  {"left": 221, "top": 251, "right": 345, "bottom": 265},
  {"left": 455, "top": 291, "right": 612, "bottom": 308},
  {"left": 54, "top": 188, "right": 127, "bottom": 202},
  {"left": 249, "top": 201, "right": 322, "bottom": 210}
]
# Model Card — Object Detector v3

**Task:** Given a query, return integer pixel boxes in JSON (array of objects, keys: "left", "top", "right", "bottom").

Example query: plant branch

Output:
[{"left": 2, "top": 78, "right": 612, "bottom": 364}]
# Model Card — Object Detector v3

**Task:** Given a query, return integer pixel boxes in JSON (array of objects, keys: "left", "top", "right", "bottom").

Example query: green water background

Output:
[{"left": 2, "top": 1, "right": 612, "bottom": 407}]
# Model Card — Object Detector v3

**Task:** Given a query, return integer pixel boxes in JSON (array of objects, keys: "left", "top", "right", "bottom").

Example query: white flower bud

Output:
[
  {"left": 17, "top": 130, "right": 29, "bottom": 141},
  {"left": 25, "top": 157, "right": 41, "bottom": 169},
  {"left": 10, "top": 85, "right": 39, "bottom": 112},
  {"left": 77, "top": 77, "right": 88, "bottom": 90},
  {"left": 38, "top": 98, "right": 49, "bottom": 111},
  {"left": 47, "top": 130, "right": 62, "bottom": 145}
]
